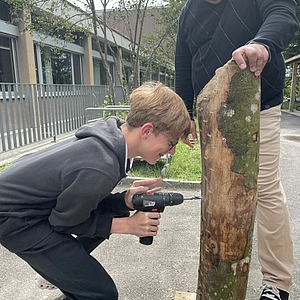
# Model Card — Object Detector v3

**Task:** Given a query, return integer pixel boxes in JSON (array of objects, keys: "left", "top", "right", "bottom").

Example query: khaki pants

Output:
[{"left": 257, "top": 105, "right": 294, "bottom": 292}]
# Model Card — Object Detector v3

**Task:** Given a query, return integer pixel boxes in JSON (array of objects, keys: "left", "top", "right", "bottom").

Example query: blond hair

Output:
[{"left": 126, "top": 82, "right": 191, "bottom": 141}]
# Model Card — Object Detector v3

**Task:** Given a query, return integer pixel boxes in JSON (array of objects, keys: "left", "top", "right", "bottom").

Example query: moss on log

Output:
[{"left": 196, "top": 60, "right": 260, "bottom": 300}]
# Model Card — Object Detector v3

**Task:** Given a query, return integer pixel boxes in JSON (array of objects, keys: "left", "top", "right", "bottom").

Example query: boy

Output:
[{"left": 0, "top": 82, "right": 191, "bottom": 300}]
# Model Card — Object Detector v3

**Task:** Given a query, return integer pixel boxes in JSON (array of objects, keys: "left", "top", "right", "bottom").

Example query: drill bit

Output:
[{"left": 183, "top": 196, "right": 202, "bottom": 200}]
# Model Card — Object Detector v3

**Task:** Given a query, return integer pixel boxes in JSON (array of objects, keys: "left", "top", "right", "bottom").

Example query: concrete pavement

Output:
[{"left": 0, "top": 111, "right": 299, "bottom": 300}]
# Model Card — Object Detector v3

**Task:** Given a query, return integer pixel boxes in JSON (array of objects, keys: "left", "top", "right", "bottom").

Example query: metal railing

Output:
[
  {"left": 0, "top": 83, "right": 125, "bottom": 154},
  {"left": 84, "top": 105, "right": 131, "bottom": 123},
  {"left": 285, "top": 54, "right": 300, "bottom": 112}
]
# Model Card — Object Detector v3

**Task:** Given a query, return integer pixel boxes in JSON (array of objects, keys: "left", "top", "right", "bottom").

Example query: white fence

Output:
[{"left": 0, "top": 83, "right": 125, "bottom": 153}]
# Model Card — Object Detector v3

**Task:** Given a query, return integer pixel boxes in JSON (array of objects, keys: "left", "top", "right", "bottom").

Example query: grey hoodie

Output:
[{"left": 0, "top": 117, "right": 130, "bottom": 253}]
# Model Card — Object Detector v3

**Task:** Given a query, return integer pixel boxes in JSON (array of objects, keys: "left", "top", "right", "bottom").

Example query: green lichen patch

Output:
[
  {"left": 204, "top": 258, "right": 250, "bottom": 300},
  {"left": 217, "top": 70, "right": 260, "bottom": 189}
]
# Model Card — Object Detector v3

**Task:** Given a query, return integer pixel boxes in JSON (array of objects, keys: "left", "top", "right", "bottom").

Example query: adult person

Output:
[
  {"left": 175, "top": 1, "right": 299, "bottom": 299},
  {"left": 0, "top": 82, "right": 191, "bottom": 300}
]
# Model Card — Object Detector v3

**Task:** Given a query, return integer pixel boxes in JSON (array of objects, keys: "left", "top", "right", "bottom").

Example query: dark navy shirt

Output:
[{"left": 175, "top": 0, "right": 299, "bottom": 118}]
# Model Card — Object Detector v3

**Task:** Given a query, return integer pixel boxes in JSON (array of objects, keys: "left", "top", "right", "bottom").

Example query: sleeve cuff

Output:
[
  {"left": 188, "top": 109, "right": 194, "bottom": 120},
  {"left": 95, "top": 215, "right": 113, "bottom": 239}
]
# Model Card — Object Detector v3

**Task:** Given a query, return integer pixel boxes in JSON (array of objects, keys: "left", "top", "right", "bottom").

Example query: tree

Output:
[
  {"left": 282, "top": 1, "right": 300, "bottom": 100},
  {"left": 141, "top": 0, "right": 186, "bottom": 80},
  {"left": 87, "top": 0, "right": 119, "bottom": 103},
  {"left": 102, "top": 0, "right": 187, "bottom": 89},
  {"left": 6, "top": 0, "right": 89, "bottom": 43},
  {"left": 106, "top": 0, "right": 157, "bottom": 90},
  {"left": 5, "top": 0, "right": 131, "bottom": 103},
  {"left": 283, "top": 1, "right": 300, "bottom": 59}
]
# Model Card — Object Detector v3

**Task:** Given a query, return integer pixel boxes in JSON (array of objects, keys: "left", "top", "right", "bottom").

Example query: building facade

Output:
[{"left": 0, "top": 0, "right": 173, "bottom": 90}]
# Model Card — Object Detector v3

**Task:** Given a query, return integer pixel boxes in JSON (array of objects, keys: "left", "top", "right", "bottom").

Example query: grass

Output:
[
  {"left": 282, "top": 99, "right": 300, "bottom": 110},
  {"left": 129, "top": 140, "right": 202, "bottom": 181},
  {"left": 0, "top": 163, "right": 10, "bottom": 172}
]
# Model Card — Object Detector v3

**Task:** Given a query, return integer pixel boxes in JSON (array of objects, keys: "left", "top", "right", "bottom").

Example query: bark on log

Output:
[{"left": 196, "top": 60, "right": 261, "bottom": 300}]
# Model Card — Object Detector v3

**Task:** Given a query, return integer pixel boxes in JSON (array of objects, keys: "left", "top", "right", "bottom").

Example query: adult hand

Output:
[
  {"left": 184, "top": 120, "right": 198, "bottom": 147},
  {"left": 124, "top": 178, "right": 163, "bottom": 209},
  {"left": 232, "top": 43, "right": 269, "bottom": 77}
]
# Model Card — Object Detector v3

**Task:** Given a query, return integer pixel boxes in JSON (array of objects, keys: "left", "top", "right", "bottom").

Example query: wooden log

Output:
[{"left": 196, "top": 60, "right": 260, "bottom": 300}]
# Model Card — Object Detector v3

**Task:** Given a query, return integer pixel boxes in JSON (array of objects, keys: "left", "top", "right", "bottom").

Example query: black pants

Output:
[{"left": 17, "top": 232, "right": 118, "bottom": 300}]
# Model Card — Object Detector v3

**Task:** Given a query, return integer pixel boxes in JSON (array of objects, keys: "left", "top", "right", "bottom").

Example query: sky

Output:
[
  {"left": 71, "top": 0, "right": 165, "bottom": 10},
  {"left": 71, "top": 0, "right": 126, "bottom": 10}
]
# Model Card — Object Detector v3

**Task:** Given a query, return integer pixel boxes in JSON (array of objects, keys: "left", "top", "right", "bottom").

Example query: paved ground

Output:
[{"left": 0, "top": 111, "right": 299, "bottom": 300}]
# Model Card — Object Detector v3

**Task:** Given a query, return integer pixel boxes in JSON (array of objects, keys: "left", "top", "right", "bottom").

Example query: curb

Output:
[
  {"left": 118, "top": 176, "right": 201, "bottom": 190},
  {"left": 281, "top": 109, "right": 300, "bottom": 117},
  {"left": 0, "top": 132, "right": 75, "bottom": 166}
]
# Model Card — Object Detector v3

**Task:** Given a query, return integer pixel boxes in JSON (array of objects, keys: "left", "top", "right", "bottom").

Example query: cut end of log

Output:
[
  {"left": 175, "top": 292, "right": 253, "bottom": 300},
  {"left": 174, "top": 291, "right": 197, "bottom": 300}
]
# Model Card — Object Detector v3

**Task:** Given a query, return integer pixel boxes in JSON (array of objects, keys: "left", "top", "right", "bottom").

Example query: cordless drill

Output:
[{"left": 132, "top": 192, "right": 199, "bottom": 245}]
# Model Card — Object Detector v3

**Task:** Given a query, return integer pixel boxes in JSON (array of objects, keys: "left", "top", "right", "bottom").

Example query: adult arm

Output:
[
  {"left": 175, "top": 24, "right": 194, "bottom": 120},
  {"left": 233, "top": 0, "right": 299, "bottom": 75},
  {"left": 175, "top": 25, "right": 198, "bottom": 144}
]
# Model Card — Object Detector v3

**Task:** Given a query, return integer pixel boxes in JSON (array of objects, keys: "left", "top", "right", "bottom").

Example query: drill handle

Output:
[
  {"left": 140, "top": 236, "right": 153, "bottom": 245},
  {"left": 139, "top": 212, "right": 160, "bottom": 246}
]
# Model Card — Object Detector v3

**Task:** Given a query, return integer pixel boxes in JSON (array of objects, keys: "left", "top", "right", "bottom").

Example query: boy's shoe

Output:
[
  {"left": 259, "top": 284, "right": 289, "bottom": 300},
  {"left": 35, "top": 274, "right": 57, "bottom": 290}
]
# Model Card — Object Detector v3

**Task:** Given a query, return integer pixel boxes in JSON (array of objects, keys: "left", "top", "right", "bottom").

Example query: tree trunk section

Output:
[{"left": 196, "top": 60, "right": 261, "bottom": 300}]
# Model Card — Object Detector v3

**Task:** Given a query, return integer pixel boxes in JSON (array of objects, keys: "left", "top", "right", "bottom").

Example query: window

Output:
[
  {"left": 51, "top": 50, "right": 72, "bottom": 84},
  {"left": 73, "top": 31, "right": 84, "bottom": 47},
  {"left": 109, "top": 62, "right": 115, "bottom": 84},
  {"left": 93, "top": 58, "right": 107, "bottom": 85},
  {"left": 73, "top": 54, "right": 82, "bottom": 84},
  {"left": 122, "top": 51, "right": 131, "bottom": 63},
  {"left": 124, "top": 66, "right": 131, "bottom": 83},
  {"left": 35, "top": 45, "right": 82, "bottom": 85},
  {"left": 0, "top": 1, "right": 10, "bottom": 22},
  {"left": 92, "top": 38, "right": 112, "bottom": 56},
  {"left": 0, "top": 36, "right": 15, "bottom": 83}
]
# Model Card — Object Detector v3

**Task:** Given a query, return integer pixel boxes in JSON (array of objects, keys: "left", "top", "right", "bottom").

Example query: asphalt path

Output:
[
  {"left": 281, "top": 110, "right": 300, "bottom": 129},
  {"left": 0, "top": 111, "right": 299, "bottom": 300}
]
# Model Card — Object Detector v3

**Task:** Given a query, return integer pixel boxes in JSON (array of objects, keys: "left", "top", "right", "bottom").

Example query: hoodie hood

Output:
[
  {"left": 76, "top": 116, "right": 124, "bottom": 142},
  {"left": 75, "top": 116, "right": 127, "bottom": 178}
]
